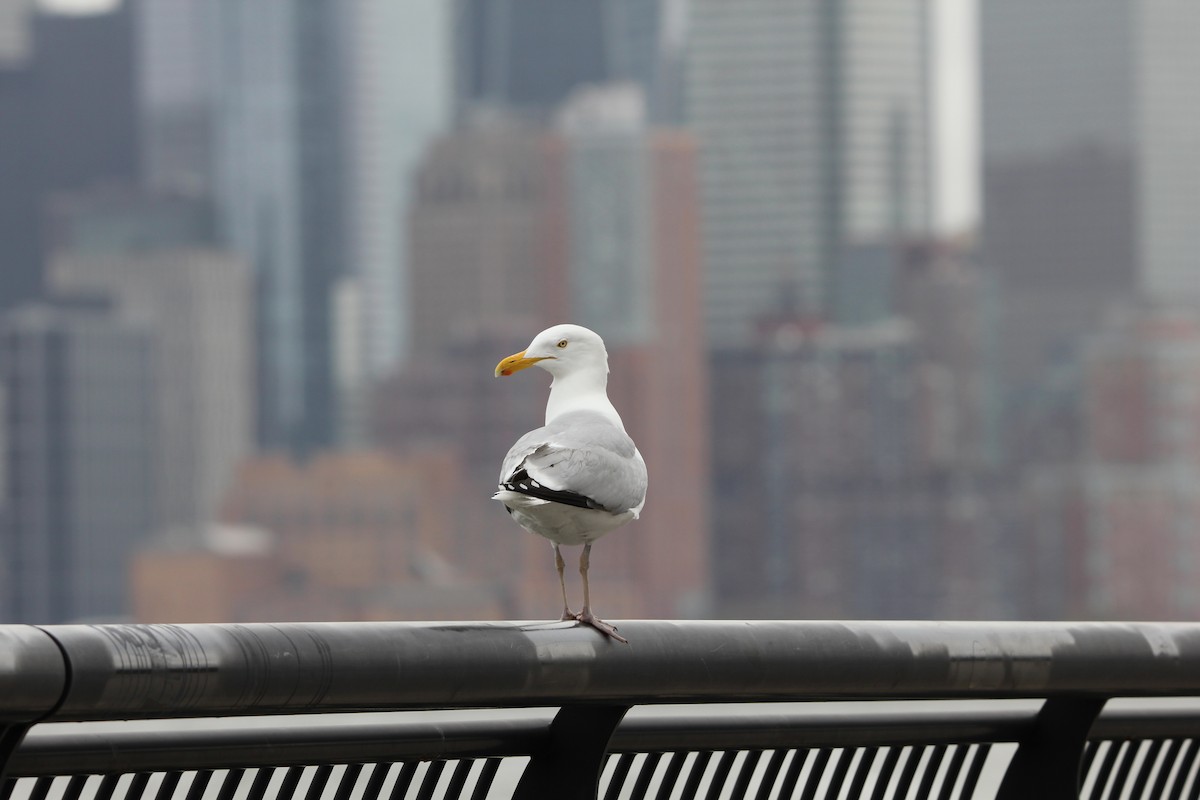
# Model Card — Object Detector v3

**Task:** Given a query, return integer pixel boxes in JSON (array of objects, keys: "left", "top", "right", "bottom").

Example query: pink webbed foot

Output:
[{"left": 576, "top": 608, "right": 628, "bottom": 644}]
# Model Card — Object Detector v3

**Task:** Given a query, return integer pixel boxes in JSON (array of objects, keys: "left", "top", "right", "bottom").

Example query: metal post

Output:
[
  {"left": 513, "top": 705, "right": 629, "bottom": 800},
  {"left": 996, "top": 697, "right": 1106, "bottom": 799}
]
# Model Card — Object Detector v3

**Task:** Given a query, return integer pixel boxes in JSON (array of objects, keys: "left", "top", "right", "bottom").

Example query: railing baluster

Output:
[
  {"left": 359, "top": 764, "right": 391, "bottom": 800},
  {"left": 936, "top": 745, "right": 968, "bottom": 800},
  {"left": 798, "top": 748, "right": 832, "bottom": 800},
  {"left": 915, "top": 744, "right": 947, "bottom": 799},
  {"left": 1150, "top": 741, "right": 1184, "bottom": 800},
  {"left": 752, "top": 750, "right": 788, "bottom": 800},
  {"left": 869, "top": 747, "right": 902, "bottom": 800},
  {"left": 628, "top": 752, "right": 665, "bottom": 800},
  {"left": 823, "top": 748, "right": 854, "bottom": 799},
  {"left": 602, "top": 753, "right": 634, "bottom": 800},
  {"left": 996, "top": 696, "right": 1106, "bottom": 799},
  {"left": 414, "top": 760, "right": 445, "bottom": 800},
  {"left": 701, "top": 751, "right": 736, "bottom": 800},
  {"left": 513, "top": 705, "right": 628, "bottom": 800},
  {"left": 846, "top": 748, "right": 877, "bottom": 800},
  {"left": 443, "top": 760, "right": 473, "bottom": 800},
  {"left": 958, "top": 744, "right": 991, "bottom": 800},
  {"left": 650, "top": 752, "right": 687, "bottom": 800},
  {"left": 1128, "top": 739, "right": 1164, "bottom": 799},
  {"left": 387, "top": 762, "right": 419, "bottom": 800},
  {"left": 678, "top": 752, "right": 713, "bottom": 799},
  {"left": 331, "top": 764, "right": 364, "bottom": 800},
  {"left": 468, "top": 759, "right": 501, "bottom": 800},
  {"left": 891, "top": 746, "right": 921, "bottom": 799}
]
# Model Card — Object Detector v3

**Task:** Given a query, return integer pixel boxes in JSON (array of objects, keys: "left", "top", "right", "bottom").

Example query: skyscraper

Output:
[
  {"left": 341, "top": 0, "right": 450, "bottom": 376},
  {"left": 981, "top": 0, "right": 1200, "bottom": 394},
  {"left": 47, "top": 190, "right": 254, "bottom": 535},
  {"left": 453, "top": 0, "right": 668, "bottom": 120},
  {"left": 211, "top": 1, "right": 345, "bottom": 452},
  {"left": 686, "top": 0, "right": 934, "bottom": 345},
  {"left": 0, "top": 300, "right": 156, "bottom": 622}
]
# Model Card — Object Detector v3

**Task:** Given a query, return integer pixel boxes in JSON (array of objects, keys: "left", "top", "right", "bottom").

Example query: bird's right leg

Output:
[{"left": 554, "top": 544, "right": 575, "bottom": 621}]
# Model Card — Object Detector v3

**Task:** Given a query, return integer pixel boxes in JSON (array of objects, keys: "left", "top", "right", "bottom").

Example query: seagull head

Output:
[{"left": 495, "top": 323, "right": 610, "bottom": 380}]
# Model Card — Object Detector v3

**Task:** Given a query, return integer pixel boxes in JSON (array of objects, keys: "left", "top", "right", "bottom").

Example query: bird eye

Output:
[{"left": 556, "top": 339, "right": 568, "bottom": 349}]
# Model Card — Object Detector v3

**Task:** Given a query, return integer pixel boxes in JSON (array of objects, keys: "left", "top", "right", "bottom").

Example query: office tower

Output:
[
  {"left": 453, "top": 0, "right": 668, "bottom": 119},
  {"left": 133, "top": 0, "right": 214, "bottom": 192},
  {"left": 687, "top": 0, "right": 934, "bottom": 345},
  {"left": 1024, "top": 305, "right": 1200, "bottom": 619},
  {"left": 981, "top": 1, "right": 1200, "bottom": 393},
  {"left": 211, "top": 1, "right": 345, "bottom": 452},
  {"left": 47, "top": 190, "right": 254, "bottom": 535},
  {"left": 0, "top": 1, "right": 138, "bottom": 313},
  {"left": 408, "top": 116, "right": 553, "bottom": 354},
  {"left": 342, "top": 0, "right": 450, "bottom": 375},
  {"left": 0, "top": 300, "right": 156, "bottom": 622}
]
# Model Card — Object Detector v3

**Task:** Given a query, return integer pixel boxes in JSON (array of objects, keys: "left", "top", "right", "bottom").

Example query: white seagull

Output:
[{"left": 494, "top": 324, "right": 647, "bottom": 642}]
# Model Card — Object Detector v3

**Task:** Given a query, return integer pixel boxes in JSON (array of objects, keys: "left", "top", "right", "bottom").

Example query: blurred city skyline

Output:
[{"left": 2, "top": 0, "right": 1199, "bottom": 626}]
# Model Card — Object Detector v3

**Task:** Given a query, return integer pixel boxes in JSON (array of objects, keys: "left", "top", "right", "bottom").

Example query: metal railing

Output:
[{"left": 2, "top": 620, "right": 1199, "bottom": 799}]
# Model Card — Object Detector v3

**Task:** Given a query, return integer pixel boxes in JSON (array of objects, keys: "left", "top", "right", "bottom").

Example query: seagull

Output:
[{"left": 494, "top": 324, "right": 647, "bottom": 643}]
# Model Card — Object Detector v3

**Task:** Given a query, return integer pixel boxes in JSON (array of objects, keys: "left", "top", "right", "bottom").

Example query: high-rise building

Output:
[
  {"left": 211, "top": 1, "right": 345, "bottom": 453},
  {"left": 453, "top": 0, "right": 669, "bottom": 120},
  {"left": 0, "top": 300, "right": 156, "bottom": 622},
  {"left": 1023, "top": 305, "right": 1200, "bottom": 620},
  {"left": 981, "top": 1, "right": 1200, "bottom": 395},
  {"left": 408, "top": 116, "right": 554, "bottom": 355},
  {"left": 341, "top": 0, "right": 451, "bottom": 376},
  {"left": 46, "top": 190, "right": 254, "bottom": 535},
  {"left": 686, "top": 0, "right": 935, "bottom": 345},
  {"left": 0, "top": 1, "right": 138, "bottom": 313},
  {"left": 133, "top": 0, "right": 214, "bottom": 192}
]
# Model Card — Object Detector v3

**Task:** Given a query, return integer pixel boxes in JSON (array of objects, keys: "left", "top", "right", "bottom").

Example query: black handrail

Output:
[{"left": 2, "top": 620, "right": 1200, "bottom": 798}]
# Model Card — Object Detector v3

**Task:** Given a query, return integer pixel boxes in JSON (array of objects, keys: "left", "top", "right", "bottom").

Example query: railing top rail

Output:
[{"left": 3, "top": 620, "right": 1199, "bottom": 722}]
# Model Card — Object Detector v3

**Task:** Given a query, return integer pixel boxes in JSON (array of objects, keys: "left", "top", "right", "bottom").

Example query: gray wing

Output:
[{"left": 498, "top": 410, "right": 647, "bottom": 514}]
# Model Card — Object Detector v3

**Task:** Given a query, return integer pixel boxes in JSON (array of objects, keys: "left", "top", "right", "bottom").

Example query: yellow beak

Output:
[{"left": 495, "top": 351, "right": 550, "bottom": 377}]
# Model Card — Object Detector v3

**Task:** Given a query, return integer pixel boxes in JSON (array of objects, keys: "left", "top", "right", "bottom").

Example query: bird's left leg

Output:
[
  {"left": 554, "top": 544, "right": 575, "bottom": 621},
  {"left": 577, "top": 543, "right": 628, "bottom": 643}
]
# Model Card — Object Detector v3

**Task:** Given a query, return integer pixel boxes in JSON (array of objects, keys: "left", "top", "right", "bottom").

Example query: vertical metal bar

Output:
[
  {"left": 651, "top": 753, "right": 687, "bottom": 800},
  {"left": 822, "top": 749, "right": 854, "bottom": 799},
  {"left": 936, "top": 745, "right": 968, "bottom": 800},
  {"left": 1080, "top": 740, "right": 1100, "bottom": 781},
  {"left": 95, "top": 774, "right": 123, "bottom": 800},
  {"left": 892, "top": 746, "right": 922, "bottom": 799},
  {"left": 602, "top": 753, "right": 634, "bottom": 800},
  {"left": 245, "top": 768, "right": 275, "bottom": 800},
  {"left": 26, "top": 776, "right": 54, "bottom": 800},
  {"left": 1128, "top": 740, "right": 1164, "bottom": 799},
  {"left": 1107, "top": 740, "right": 1140, "bottom": 798},
  {"left": 61, "top": 774, "right": 91, "bottom": 800},
  {"left": 513, "top": 705, "right": 629, "bottom": 800},
  {"left": 214, "top": 769, "right": 246, "bottom": 800},
  {"left": 752, "top": 750, "right": 788, "bottom": 800},
  {"left": 628, "top": 753, "right": 666, "bottom": 800},
  {"left": 1174, "top": 742, "right": 1199, "bottom": 800},
  {"left": 304, "top": 765, "right": 335, "bottom": 800},
  {"left": 0, "top": 778, "right": 15, "bottom": 800},
  {"left": 915, "top": 745, "right": 947, "bottom": 799},
  {"left": 469, "top": 759, "right": 502, "bottom": 800},
  {"left": 1150, "top": 741, "right": 1184, "bottom": 800},
  {"left": 798, "top": 748, "right": 832, "bottom": 800},
  {"left": 996, "top": 696, "right": 1106, "bottom": 799},
  {"left": 155, "top": 772, "right": 184, "bottom": 800},
  {"left": 275, "top": 766, "right": 306, "bottom": 800},
  {"left": 776, "top": 751, "right": 810, "bottom": 799},
  {"left": 443, "top": 760, "right": 473, "bottom": 800},
  {"left": 387, "top": 762, "right": 419, "bottom": 800},
  {"left": 869, "top": 747, "right": 903, "bottom": 800},
  {"left": 1088, "top": 742, "right": 1122, "bottom": 800},
  {"left": 185, "top": 770, "right": 215, "bottom": 800},
  {"left": 0, "top": 728, "right": 34, "bottom": 787},
  {"left": 414, "top": 760, "right": 446, "bottom": 800},
  {"left": 331, "top": 764, "right": 365, "bottom": 800},
  {"left": 846, "top": 748, "right": 877, "bottom": 799},
  {"left": 701, "top": 751, "right": 736, "bottom": 800},
  {"left": 726, "top": 751, "right": 760, "bottom": 800},
  {"left": 959, "top": 744, "right": 992, "bottom": 800},
  {"left": 127, "top": 772, "right": 153, "bottom": 800},
  {"left": 678, "top": 753, "right": 714, "bottom": 800},
  {"left": 358, "top": 764, "right": 391, "bottom": 800}
]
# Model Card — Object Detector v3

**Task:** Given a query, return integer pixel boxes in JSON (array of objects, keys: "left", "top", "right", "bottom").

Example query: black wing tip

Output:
[{"left": 501, "top": 468, "right": 604, "bottom": 511}]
